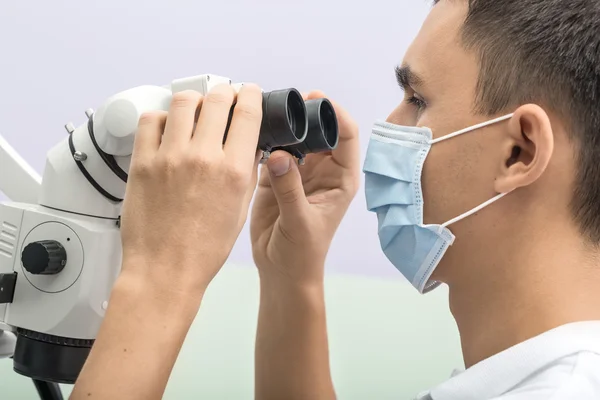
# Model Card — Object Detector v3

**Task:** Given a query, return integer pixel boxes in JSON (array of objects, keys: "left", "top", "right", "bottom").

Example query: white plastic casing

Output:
[{"left": 0, "top": 203, "right": 120, "bottom": 339}]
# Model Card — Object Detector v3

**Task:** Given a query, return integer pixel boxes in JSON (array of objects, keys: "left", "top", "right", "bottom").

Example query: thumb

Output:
[{"left": 266, "top": 150, "right": 309, "bottom": 224}]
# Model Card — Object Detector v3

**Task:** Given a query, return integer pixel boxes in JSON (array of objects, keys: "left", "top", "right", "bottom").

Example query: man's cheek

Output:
[
  {"left": 421, "top": 157, "right": 443, "bottom": 225},
  {"left": 421, "top": 152, "right": 462, "bottom": 226}
]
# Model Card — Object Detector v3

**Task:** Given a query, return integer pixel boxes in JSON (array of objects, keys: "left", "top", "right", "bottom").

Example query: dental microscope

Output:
[{"left": 0, "top": 74, "right": 339, "bottom": 400}]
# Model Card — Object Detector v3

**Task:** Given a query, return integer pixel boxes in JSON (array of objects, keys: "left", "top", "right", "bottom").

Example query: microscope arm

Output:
[
  {"left": 0, "top": 78, "right": 180, "bottom": 209},
  {"left": 0, "top": 134, "right": 41, "bottom": 204},
  {"left": 37, "top": 74, "right": 233, "bottom": 220}
]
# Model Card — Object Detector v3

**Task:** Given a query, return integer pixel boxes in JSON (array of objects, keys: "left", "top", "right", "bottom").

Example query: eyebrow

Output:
[{"left": 395, "top": 65, "right": 424, "bottom": 90}]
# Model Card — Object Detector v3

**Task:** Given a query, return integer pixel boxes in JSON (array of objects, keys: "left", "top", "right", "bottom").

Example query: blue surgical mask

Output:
[{"left": 363, "top": 114, "right": 514, "bottom": 293}]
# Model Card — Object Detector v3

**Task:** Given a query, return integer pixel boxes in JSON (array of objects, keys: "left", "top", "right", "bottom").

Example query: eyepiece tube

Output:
[
  {"left": 223, "top": 88, "right": 308, "bottom": 151},
  {"left": 279, "top": 98, "right": 339, "bottom": 156},
  {"left": 258, "top": 89, "right": 308, "bottom": 150}
]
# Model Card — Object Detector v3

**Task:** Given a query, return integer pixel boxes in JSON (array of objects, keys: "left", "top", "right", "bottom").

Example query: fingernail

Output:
[{"left": 268, "top": 157, "right": 291, "bottom": 177}]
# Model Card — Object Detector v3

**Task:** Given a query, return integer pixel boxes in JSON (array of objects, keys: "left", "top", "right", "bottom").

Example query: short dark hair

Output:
[{"left": 434, "top": 0, "right": 600, "bottom": 242}]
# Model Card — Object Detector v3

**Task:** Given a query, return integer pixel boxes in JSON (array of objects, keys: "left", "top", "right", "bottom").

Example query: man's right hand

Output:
[
  {"left": 71, "top": 83, "right": 264, "bottom": 400},
  {"left": 119, "top": 83, "right": 264, "bottom": 298}
]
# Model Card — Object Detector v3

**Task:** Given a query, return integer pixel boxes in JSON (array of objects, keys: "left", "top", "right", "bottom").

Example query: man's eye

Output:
[{"left": 406, "top": 95, "right": 426, "bottom": 110}]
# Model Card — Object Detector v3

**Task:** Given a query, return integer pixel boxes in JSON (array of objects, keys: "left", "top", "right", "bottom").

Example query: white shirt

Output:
[{"left": 415, "top": 321, "right": 600, "bottom": 400}]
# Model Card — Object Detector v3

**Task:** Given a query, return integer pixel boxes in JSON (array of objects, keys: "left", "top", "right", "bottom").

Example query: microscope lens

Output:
[
  {"left": 287, "top": 104, "right": 297, "bottom": 134},
  {"left": 278, "top": 98, "right": 339, "bottom": 156},
  {"left": 318, "top": 99, "right": 339, "bottom": 150}
]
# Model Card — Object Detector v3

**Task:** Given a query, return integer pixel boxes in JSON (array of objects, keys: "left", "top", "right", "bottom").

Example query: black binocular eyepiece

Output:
[{"left": 225, "top": 88, "right": 339, "bottom": 161}]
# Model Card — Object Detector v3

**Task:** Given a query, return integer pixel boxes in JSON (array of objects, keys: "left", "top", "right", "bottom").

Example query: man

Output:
[
  {"left": 251, "top": 0, "right": 600, "bottom": 399},
  {"left": 70, "top": 0, "right": 600, "bottom": 399}
]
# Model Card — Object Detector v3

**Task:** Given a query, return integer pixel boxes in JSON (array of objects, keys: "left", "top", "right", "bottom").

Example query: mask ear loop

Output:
[
  {"left": 440, "top": 192, "right": 509, "bottom": 231},
  {"left": 429, "top": 114, "right": 514, "bottom": 145}
]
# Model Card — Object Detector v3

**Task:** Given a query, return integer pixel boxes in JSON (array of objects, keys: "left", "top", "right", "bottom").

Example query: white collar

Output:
[{"left": 427, "top": 321, "right": 600, "bottom": 400}]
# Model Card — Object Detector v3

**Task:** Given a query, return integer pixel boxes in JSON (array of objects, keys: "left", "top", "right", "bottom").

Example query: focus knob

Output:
[{"left": 21, "top": 240, "right": 67, "bottom": 275}]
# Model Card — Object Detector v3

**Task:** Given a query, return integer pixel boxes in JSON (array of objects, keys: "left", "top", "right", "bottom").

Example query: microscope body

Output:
[
  {"left": 0, "top": 73, "right": 338, "bottom": 384},
  {"left": 0, "top": 74, "right": 232, "bottom": 382},
  {"left": 0, "top": 202, "right": 121, "bottom": 382}
]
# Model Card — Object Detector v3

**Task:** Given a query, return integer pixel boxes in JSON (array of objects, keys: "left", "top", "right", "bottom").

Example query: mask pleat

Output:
[
  {"left": 377, "top": 203, "right": 417, "bottom": 229},
  {"left": 363, "top": 139, "right": 419, "bottom": 182},
  {"left": 365, "top": 173, "right": 413, "bottom": 209}
]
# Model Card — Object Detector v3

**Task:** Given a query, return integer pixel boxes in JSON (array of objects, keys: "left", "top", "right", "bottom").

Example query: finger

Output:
[
  {"left": 132, "top": 111, "right": 167, "bottom": 164},
  {"left": 307, "top": 91, "right": 360, "bottom": 170},
  {"left": 160, "top": 90, "right": 203, "bottom": 153},
  {"left": 258, "top": 161, "right": 272, "bottom": 187},
  {"left": 192, "top": 83, "right": 237, "bottom": 153},
  {"left": 306, "top": 90, "right": 326, "bottom": 100},
  {"left": 265, "top": 150, "right": 310, "bottom": 226},
  {"left": 255, "top": 162, "right": 277, "bottom": 207},
  {"left": 223, "top": 83, "right": 263, "bottom": 168},
  {"left": 241, "top": 149, "right": 263, "bottom": 214}
]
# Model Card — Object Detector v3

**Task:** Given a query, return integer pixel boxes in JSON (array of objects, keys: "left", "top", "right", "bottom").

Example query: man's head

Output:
[{"left": 386, "top": 0, "right": 600, "bottom": 286}]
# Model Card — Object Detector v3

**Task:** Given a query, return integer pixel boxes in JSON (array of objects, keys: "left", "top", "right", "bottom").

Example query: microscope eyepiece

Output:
[
  {"left": 223, "top": 86, "right": 338, "bottom": 160},
  {"left": 276, "top": 98, "right": 339, "bottom": 157},
  {"left": 258, "top": 88, "right": 307, "bottom": 150},
  {"left": 306, "top": 98, "right": 339, "bottom": 152}
]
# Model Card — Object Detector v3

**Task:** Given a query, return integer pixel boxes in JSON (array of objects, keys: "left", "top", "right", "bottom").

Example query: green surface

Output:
[{"left": 0, "top": 264, "right": 463, "bottom": 399}]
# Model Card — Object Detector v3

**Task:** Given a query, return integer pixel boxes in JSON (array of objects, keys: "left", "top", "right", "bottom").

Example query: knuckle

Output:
[
  {"left": 138, "top": 111, "right": 166, "bottom": 126},
  {"left": 233, "top": 102, "right": 262, "bottom": 122},
  {"left": 170, "top": 90, "right": 202, "bottom": 109},
  {"left": 130, "top": 160, "right": 153, "bottom": 178},
  {"left": 156, "top": 154, "right": 181, "bottom": 173},
  {"left": 184, "top": 153, "right": 213, "bottom": 170},
  {"left": 226, "top": 166, "right": 249, "bottom": 187},
  {"left": 205, "top": 84, "right": 235, "bottom": 105}
]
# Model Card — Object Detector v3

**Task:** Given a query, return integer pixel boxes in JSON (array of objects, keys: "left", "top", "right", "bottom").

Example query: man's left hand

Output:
[{"left": 251, "top": 91, "right": 361, "bottom": 285}]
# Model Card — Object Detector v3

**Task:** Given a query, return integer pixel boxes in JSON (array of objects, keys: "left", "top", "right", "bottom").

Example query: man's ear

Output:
[{"left": 494, "top": 104, "right": 554, "bottom": 193}]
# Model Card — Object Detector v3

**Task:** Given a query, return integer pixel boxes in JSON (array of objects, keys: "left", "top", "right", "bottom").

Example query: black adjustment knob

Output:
[{"left": 21, "top": 240, "right": 67, "bottom": 275}]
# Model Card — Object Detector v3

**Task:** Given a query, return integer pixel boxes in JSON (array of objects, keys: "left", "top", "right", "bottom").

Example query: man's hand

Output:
[
  {"left": 71, "top": 83, "right": 263, "bottom": 400},
  {"left": 251, "top": 91, "right": 360, "bottom": 284},
  {"left": 120, "top": 83, "right": 263, "bottom": 297},
  {"left": 251, "top": 91, "right": 360, "bottom": 400}
]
